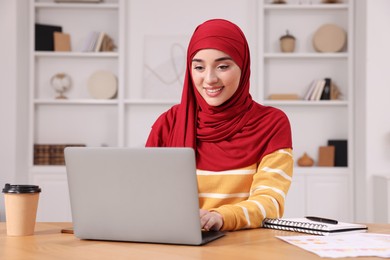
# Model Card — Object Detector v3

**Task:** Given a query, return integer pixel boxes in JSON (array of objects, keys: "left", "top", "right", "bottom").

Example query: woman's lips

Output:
[{"left": 204, "top": 87, "right": 224, "bottom": 97}]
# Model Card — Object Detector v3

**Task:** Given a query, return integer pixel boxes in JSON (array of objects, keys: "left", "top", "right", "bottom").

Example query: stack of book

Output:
[
  {"left": 80, "top": 31, "right": 116, "bottom": 52},
  {"left": 34, "top": 144, "right": 86, "bottom": 165},
  {"left": 304, "top": 78, "right": 341, "bottom": 101}
]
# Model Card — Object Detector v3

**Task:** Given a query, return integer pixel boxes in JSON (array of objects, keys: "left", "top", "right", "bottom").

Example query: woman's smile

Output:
[{"left": 204, "top": 86, "right": 224, "bottom": 96}]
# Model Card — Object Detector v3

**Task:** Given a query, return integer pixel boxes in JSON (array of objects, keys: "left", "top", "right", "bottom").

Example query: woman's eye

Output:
[
  {"left": 218, "top": 65, "right": 229, "bottom": 70},
  {"left": 193, "top": 65, "right": 204, "bottom": 71}
]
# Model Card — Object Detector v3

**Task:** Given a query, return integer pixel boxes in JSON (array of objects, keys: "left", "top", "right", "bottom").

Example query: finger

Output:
[
  {"left": 202, "top": 215, "right": 215, "bottom": 231},
  {"left": 200, "top": 214, "right": 210, "bottom": 230},
  {"left": 199, "top": 209, "right": 208, "bottom": 218},
  {"left": 200, "top": 212, "right": 211, "bottom": 230}
]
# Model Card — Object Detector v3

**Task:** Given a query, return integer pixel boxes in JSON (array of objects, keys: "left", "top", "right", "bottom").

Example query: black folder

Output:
[
  {"left": 328, "top": 139, "right": 348, "bottom": 167},
  {"left": 35, "top": 23, "right": 63, "bottom": 51}
]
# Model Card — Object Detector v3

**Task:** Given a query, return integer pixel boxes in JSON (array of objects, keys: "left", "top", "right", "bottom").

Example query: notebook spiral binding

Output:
[{"left": 263, "top": 218, "right": 328, "bottom": 236}]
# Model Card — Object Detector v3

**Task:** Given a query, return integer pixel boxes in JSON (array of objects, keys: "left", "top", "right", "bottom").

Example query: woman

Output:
[{"left": 146, "top": 19, "right": 293, "bottom": 231}]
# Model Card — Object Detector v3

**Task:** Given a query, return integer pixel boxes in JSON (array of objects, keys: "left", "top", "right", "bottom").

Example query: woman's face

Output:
[{"left": 191, "top": 49, "right": 241, "bottom": 107}]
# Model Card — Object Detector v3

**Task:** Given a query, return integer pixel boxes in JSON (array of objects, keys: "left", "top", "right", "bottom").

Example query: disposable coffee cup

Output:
[{"left": 2, "top": 183, "right": 41, "bottom": 236}]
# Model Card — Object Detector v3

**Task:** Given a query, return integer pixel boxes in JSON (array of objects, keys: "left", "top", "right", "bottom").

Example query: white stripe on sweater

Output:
[
  {"left": 260, "top": 195, "right": 280, "bottom": 218},
  {"left": 261, "top": 167, "right": 292, "bottom": 182},
  {"left": 247, "top": 200, "right": 267, "bottom": 219},
  {"left": 238, "top": 205, "right": 251, "bottom": 228},
  {"left": 251, "top": 185, "right": 286, "bottom": 201},
  {"left": 278, "top": 149, "right": 293, "bottom": 157}
]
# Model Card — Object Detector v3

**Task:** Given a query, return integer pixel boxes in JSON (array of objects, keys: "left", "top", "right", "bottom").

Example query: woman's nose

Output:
[{"left": 204, "top": 69, "right": 218, "bottom": 84}]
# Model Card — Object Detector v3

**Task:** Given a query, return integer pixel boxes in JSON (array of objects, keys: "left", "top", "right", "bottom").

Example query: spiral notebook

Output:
[{"left": 263, "top": 218, "right": 368, "bottom": 236}]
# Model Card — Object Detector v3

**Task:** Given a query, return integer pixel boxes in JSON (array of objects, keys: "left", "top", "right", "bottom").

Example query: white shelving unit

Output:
[
  {"left": 29, "top": 0, "right": 125, "bottom": 221},
  {"left": 259, "top": 0, "right": 354, "bottom": 221}
]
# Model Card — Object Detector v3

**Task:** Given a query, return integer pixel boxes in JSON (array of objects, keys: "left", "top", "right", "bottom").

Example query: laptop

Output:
[{"left": 64, "top": 147, "right": 225, "bottom": 245}]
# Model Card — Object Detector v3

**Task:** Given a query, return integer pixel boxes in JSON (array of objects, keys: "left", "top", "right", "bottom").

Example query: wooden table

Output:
[{"left": 1, "top": 222, "right": 389, "bottom": 260}]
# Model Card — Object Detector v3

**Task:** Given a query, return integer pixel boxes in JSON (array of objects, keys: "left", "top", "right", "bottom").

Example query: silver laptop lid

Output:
[{"left": 65, "top": 147, "right": 205, "bottom": 245}]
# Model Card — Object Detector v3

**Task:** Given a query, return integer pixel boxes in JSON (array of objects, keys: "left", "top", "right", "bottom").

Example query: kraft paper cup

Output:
[{"left": 2, "top": 183, "right": 41, "bottom": 236}]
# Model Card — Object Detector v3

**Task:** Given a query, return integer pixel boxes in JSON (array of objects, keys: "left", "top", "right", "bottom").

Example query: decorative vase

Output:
[
  {"left": 297, "top": 153, "right": 314, "bottom": 167},
  {"left": 280, "top": 30, "right": 296, "bottom": 53}
]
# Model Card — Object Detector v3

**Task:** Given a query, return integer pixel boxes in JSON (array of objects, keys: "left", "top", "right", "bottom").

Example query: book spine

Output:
[
  {"left": 320, "top": 78, "right": 332, "bottom": 100},
  {"left": 94, "top": 32, "right": 105, "bottom": 52},
  {"left": 304, "top": 80, "right": 317, "bottom": 101},
  {"left": 50, "top": 144, "right": 67, "bottom": 165},
  {"left": 34, "top": 144, "right": 51, "bottom": 165},
  {"left": 34, "top": 144, "right": 86, "bottom": 166}
]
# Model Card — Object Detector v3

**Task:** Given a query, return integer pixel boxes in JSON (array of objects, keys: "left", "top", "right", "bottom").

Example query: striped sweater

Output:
[{"left": 197, "top": 148, "right": 293, "bottom": 231}]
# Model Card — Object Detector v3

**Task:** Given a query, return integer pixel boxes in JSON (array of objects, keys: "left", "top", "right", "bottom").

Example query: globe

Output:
[{"left": 50, "top": 73, "right": 72, "bottom": 99}]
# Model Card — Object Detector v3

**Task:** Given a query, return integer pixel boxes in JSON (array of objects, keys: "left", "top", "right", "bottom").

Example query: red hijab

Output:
[{"left": 146, "top": 19, "right": 292, "bottom": 171}]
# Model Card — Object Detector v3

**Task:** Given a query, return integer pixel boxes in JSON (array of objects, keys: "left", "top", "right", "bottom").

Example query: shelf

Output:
[
  {"left": 295, "top": 166, "right": 349, "bottom": 175},
  {"left": 34, "top": 99, "right": 118, "bottom": 105},
  {"left": 124, "top": 99, "right": 179, "bottom": 105},
  {"left": 264, "top": 53, "right": 348, "bottom": 59},
  {"left": 34, "top": 51, "right": 119, "bottom": 58},
  {"left": 30, "top": 165, "right": 66, "bottom": 174},
  {"left": 34, "top": 2, "right": 119, "bottom": 10},
  {"left": 264, "top": 3, "right": 348, "bottom": 10},
  {"left": 263, "top": 100, "right": 348, "bottom": 106}
]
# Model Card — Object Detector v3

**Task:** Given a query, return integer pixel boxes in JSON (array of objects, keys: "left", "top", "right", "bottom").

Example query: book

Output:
[
  {"left": 33, "top": 144, "right": 51, "bottom": 165},
  {"left": 54, "top": 32, "right": 71, "bottom": 52},
  {"left": 330, "top": 82, "right": 342, "bottom": 100},
  {"left": 88, "top": 31, "right": 99, "bottom": 51},
  {"left": 303, "top": 80, "right": 318, "bottom": 101},
  {"left": 317, "top": 145, "right": 335, "bottom": 166},
  {"left": 94, "top": 32, "right": 106, "bottom": 52},
  {"left": 320, "top": 78, "right": 332, "bottom": 100},
  {"left": 81, "top": 31, "right": 99, "bottom": 52},
  {"left": 328, "top": 139, "right": 348, "bottom": 166},
  {"left": 33, "top": 144, "right": 86, "bottom": 165},
  {"left": 268, "top": 94, "right": 300, "bottom": 100},
  {"left": 263, "top": 217, "right": 367, "bottom": 236},
  {"left": 100, "top": 34, "right": 116, "bottom": 52},
  {"left": 55, "top": 0, "right": 102, "bottom": 2},
  {"left": 311, "top": 79, "right": 325, "bottom": 101}
]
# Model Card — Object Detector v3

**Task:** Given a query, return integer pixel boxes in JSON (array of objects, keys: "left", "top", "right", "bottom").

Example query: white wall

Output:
[
  {"left": 0, "top": 0, "right": 29, "bottom": 222},
  {"left": 355, "top": 0, "right": 390, "bottom": 222},
  {"left": 0, "top": 1, "right": 18, "bottom": 221},
  {"left": 365, "top": 0, "right": 390, "bottom": 221}
]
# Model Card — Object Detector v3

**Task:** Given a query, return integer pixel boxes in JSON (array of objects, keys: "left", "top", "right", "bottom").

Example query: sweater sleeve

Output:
[{"left": 213, "top": 148, "right": 293, "bottom": 231}]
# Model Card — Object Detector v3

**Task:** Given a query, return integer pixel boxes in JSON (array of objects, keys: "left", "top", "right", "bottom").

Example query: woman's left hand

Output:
[{"left": 199, "top": 209, "right": 223, "bottom": 231}]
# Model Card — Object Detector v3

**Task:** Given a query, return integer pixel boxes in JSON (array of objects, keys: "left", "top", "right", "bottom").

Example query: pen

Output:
[{"left": 305, "top": 216, "right": 338, "bottom": 225}]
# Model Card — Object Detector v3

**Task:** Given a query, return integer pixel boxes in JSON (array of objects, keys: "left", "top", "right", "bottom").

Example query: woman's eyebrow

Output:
[
  {"left": 215, "top": 56, "right": 233, "bottom": 62},
  {"left": 192, "top": 58, "right": 203, "bottom": 63},
  {"left": 192, "top": 56, "right": 233, "bottom": 63}
]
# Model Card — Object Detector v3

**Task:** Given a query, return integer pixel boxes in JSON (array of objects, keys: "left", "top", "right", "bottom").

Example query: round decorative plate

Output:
[
  {"left": 313, "top": 24, "right": 346, "bottom": 53},
  {"left": 87, "top": 70, "right": 117, "bottom": 99}
]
